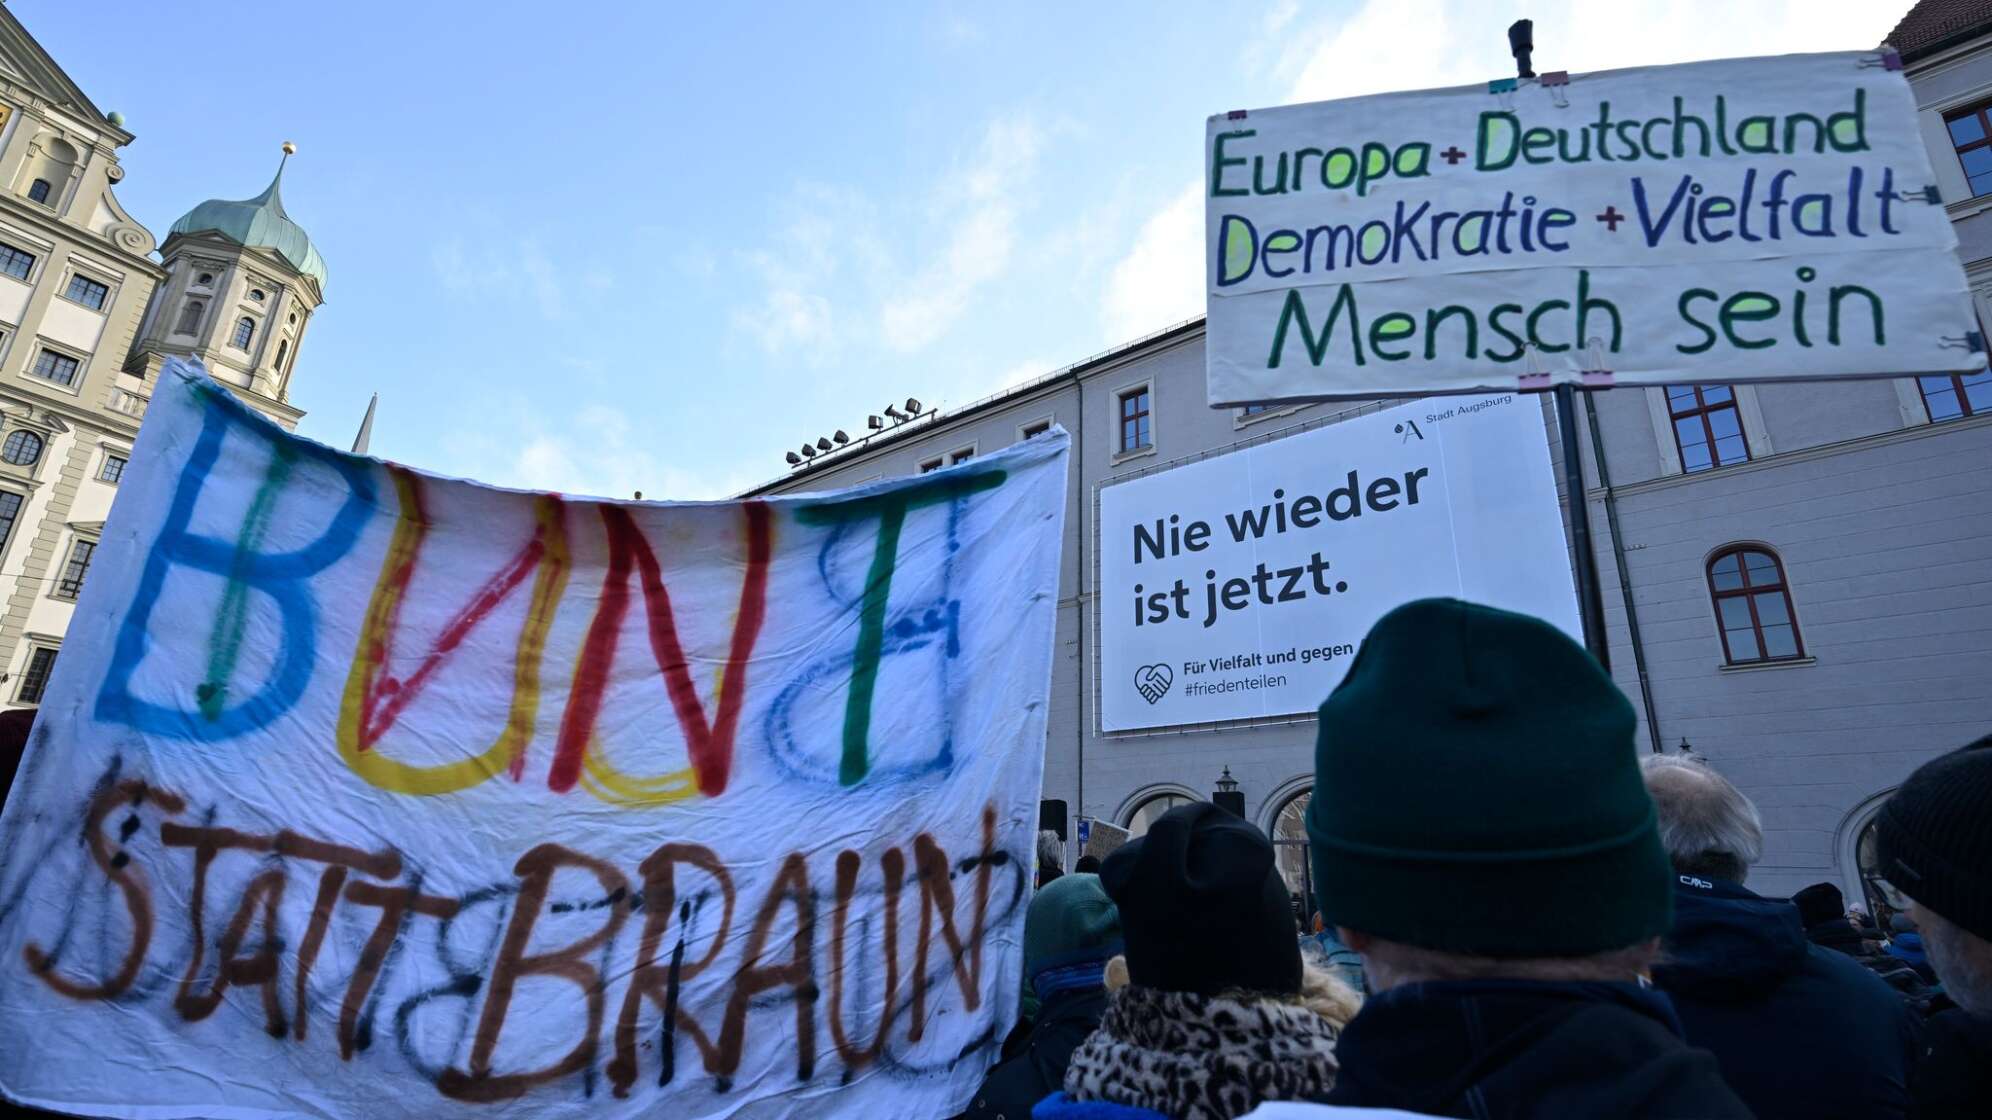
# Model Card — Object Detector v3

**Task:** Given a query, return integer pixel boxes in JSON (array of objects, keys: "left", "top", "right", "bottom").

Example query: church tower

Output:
[{"left": 129, "top": 144, "right": 325, "bottom": 430}]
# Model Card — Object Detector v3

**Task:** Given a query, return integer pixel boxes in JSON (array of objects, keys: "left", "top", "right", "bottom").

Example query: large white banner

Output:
[
  {"left": 0, "top": 362, "right": 1068, "bottom": 1119},
  {"left": 1098, "top": 394, "right": 1577, "bottom": 732},
  {"left": 1206, "top": 51, "right": 1982, "bottom": 404}
]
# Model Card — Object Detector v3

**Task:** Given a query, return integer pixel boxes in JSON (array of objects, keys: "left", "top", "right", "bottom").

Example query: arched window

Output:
[
  {"left": 26, "top": 179, "right": 49, "bottom": 204},
  {"left": 1707, "top": 546, "right": 1804, "bottom": 664},
  {"left": 1851, "top": 813, "right": 1909, "bottom": 925},
  {"left": 2, "top": 430, "right": 43, "bottom": 466},
  {"left": 274, "top": 339, "right": 289, "bottom": 373},
  {"left": 232, "top": 317, "right": 255, "bottom": 348},
  {"left": 1123, "top": 792, "right": 1194, "bottom": 838},
  {"left": 176, "top": 300, "right": 205, "bottom": 335},
  {"left": 1272, "top": 788, "right": 1313, "bottom": 917}
]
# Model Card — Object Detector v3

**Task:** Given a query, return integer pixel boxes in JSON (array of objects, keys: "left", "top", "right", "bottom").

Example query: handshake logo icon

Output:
[{"left": 1134, "top": 663, "right": 1173, "bottom": 705}]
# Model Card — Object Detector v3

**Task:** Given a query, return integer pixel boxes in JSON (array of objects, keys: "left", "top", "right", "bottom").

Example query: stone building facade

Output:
[
  {"left": 748, "top": 4, "right": 1992, "bottom": 911},
  {"left": 0, "top": 8, "right": 324, "bottom": 708}
]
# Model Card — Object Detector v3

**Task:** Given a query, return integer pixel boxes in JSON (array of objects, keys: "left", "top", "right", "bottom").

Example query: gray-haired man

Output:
[{"left": 1642, "top": 753, "right": 1917, "bottom": 1120}]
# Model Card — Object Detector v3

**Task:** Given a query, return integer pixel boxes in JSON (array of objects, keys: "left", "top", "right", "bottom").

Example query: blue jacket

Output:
[
  {"left": 1031, "top": 1092, "right": 1167, "bottom": 1119},
  {"left": 1652, "top": 875, "right": 1919, "bottom": 1120}
]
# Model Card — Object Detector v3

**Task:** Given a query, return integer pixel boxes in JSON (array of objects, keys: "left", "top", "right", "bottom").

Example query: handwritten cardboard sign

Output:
[
  {"left": 1206, "top": 51, "right": 1983, "bottom": 402},
  {"left": 0, "top": 362, "right": 1068, "bottom": 1119}
]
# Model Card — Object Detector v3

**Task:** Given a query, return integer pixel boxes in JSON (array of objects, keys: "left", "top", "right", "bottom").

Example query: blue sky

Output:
[{"left": 19, "top": 0, "right": 1896, "bottom": 498}]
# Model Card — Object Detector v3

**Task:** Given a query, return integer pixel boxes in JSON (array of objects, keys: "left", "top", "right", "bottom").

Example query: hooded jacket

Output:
[
  {"left": 1651, "top": 875, "right": 1917, "bottom": 1120},
  {"left": 1323, "top": 979, "right": 1750, "bottom": 1119},
  {"left": 965, "top": 987, "right": 1109, "bottom": 1120}
]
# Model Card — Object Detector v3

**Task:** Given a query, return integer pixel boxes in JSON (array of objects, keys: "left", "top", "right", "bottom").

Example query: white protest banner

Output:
[
  {"left": 1205, "top": 51, "right": 1983, "bottom": 404},
  {"left": 0, "top": 362, "right": 1068, "bottom": 1119},
  {"left": 1098, "top": 393, "right": 1576, "bottom": 732}
]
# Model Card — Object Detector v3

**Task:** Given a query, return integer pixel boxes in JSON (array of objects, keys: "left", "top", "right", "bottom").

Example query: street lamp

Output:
[{"left": 1213, "top": 766, "right": 1245, "bottom": 817}]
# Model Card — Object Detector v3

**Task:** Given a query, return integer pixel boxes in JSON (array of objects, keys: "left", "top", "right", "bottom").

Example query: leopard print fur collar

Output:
[{"left": 1060, "top": 984, "right": 1341, "bottom": 1120}]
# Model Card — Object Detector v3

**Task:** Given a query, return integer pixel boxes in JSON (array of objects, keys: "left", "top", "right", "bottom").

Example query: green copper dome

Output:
[{"left": 168, "top": 162, "right": 326, "bottom": 290}]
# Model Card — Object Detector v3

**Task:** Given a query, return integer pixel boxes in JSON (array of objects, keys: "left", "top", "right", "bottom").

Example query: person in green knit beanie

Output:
[{"left": 1307, "top": 597, "right": 1752, "bottom": 1119}]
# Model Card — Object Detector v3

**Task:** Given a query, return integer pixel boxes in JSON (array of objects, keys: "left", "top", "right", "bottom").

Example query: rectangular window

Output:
[
  {"left": 1917, "top": 370, "right": 1992, "bottom": 421},
  {"left": 1242, "top": 403, "right": 1273, "bottom": 416},
  {"left": 98, "top": 453, "right": 127, "bottom": 483},
  {"left": 1118, "top": 387, "right": 1152, "bottom": 453},
  {"left": 1665, "top": 384, "right": 1749, "bottom": 473},
  {"left": 1946, "top": 100, "right": 1992, "bottom": 197},
  {"left": 918, "top": 457, "right": 943, "bottom": 474},
  {"left": 1020, "top": 420, "right": 1052, "bottom": 440},
  {"left": 53, "top": 539, "right": 94, "bottom": 600},
  {"left": 63, "top": 274, "right": 109, "bottom": 310},
  {"left": 949, "top": 447, "right": 974, "bottom": 465},
  {"left": 16, "top": 646, "right": 57, "bottom": 705},
  {"left": 0, "top": 491, "right": 20, "bottom": 553},
  {"left": 31, "top": 349, "right": 79, "bottom": 387},
  {"left": 0, "top": 242, "right": 35, "bottom": 282}
]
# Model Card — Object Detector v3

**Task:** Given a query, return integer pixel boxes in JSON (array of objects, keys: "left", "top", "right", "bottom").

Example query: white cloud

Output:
[
  {"left": 1102, "top": 181, "right": 1202, "bottom": 345},
  {"left": 431, "top": 235, "right": 588, "bottom": 321},
  {"left": 879, "top": 116, "right": 1042, "bottom": 352},
  {"left": 732, "top": 117, "right": 1043, "bottom": 360},
  {"left": 442, "top": 402, "right": 759, "bottom": 502},
  {"left": 1093, "top": 0, "right": 1902, "bottom": 345}
]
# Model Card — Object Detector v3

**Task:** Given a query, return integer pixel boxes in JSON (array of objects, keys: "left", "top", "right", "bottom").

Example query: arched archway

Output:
[{"left": 1115, "top": 783, "right": 1201, "bottom": 839}]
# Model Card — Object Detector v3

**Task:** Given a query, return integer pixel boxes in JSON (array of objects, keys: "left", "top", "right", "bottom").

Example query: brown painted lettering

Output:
[
  {"left": 340, "top": 880, "right": 459, "bottom": 1059},
  {"left": 608, "top": 843, "right": 734, "bottom": 1097},
  {"left": 23, "top": 780, "right": 186, "bottom": 999},
  {"left": 438, "top": 844, "right": 630, "bottom": 1102},
  {"left": 827, "top": 847, "right": 904, "bottom": 1068},
  {"left": 908, "top": 806, "right": 995, "bottom": 1040},
  {"left": 716, "top": 853, "right": 818, "bottom": 1081}
]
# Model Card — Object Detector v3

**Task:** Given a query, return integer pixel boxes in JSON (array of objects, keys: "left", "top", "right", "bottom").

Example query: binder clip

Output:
[
  {"left": 1517, "top": 343, "right": 1552, "bottom": 390},
  {"left": 1939, "top": 330, "right": 1986, "bottom": 353},
  {"left": 1488, "top": 77, "right": 1517, "bottom": 110},
  {"left": 1579, "top": 337, "right": 1615, "bottom": 387},
  {"left": 1858, "top": 49, "right": 1903, "bottom": 71},
  {"left": 1541, "top": 71, "right": 1570, "bottom": 108},
  {"left": 1226, "top": 109, "right": 1249, "bottom": 121}
]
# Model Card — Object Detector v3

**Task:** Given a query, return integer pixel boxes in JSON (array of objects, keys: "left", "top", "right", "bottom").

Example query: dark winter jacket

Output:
[
  {"left": 1911, "top": 1009, "right": 1992, "bottom": 1119},
  {"left": 1323, "top": 979, "right": 1751, "bottom": 1119},
  {"left": 1883, "top": 932, "right": 1940, "bottom": 984},
  {"left": 1652, "top": 875, "right": 1918, "bottom": 1120},
  {"left": 1803, "top": 915, "right": 1937, "bottom": 1005},
  {"left": 963, "top": 988, "right": 1108, "bottom": 1120}
]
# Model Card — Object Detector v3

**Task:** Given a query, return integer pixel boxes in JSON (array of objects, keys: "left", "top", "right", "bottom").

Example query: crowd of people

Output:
[{"left": 961, "top": 598, "right": 1991, "bottom": 1120}]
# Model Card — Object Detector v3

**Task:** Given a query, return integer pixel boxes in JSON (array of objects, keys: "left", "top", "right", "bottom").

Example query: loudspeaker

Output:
[{"left": 1039, "top": 798, "right": 1068, "bottom": 840}]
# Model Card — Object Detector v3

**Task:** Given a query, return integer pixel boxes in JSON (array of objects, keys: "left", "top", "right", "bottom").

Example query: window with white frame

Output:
[
  {"left": 16, "top": 644, "right": 57, "bottom": 704},
  {"left": 0, "top": 241, "right": 36, "bottom": 282},
  {"left": 63, "top": 273, "right": 108, "bottom": 310},
  {"left": 52, "top": 538, "right": 95, "bottom": 600},
  {"left": 1117, "top": 385, "right": 1153, "bottom": 454},
  {"left": 98, "top": 451, "right": 127, "bottom": 483},
  {"left": 31, "top": 349, "right": 79, "bottom": 387}
]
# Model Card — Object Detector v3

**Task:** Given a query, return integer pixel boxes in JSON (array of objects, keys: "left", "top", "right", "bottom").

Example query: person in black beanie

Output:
[
  {"left": 1790, "top": 881, "right": 1934, "bottom": 1003},
  {"left": 1874, "top": 734, "right": 1992, "bottom": 1119},
  {"left": 1307, "top": 598, "right": 1750, "bottom": 1120},
  {"left": 1034, "top": 802, "right": 1360, "bottom": 1120}
]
